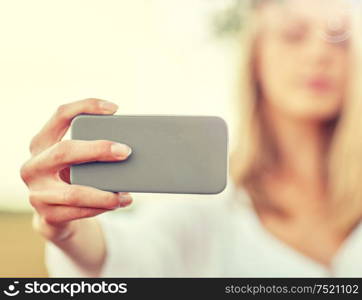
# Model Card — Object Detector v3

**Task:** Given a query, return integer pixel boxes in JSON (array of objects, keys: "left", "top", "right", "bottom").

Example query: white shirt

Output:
[{"left": 45, "top": 179, "right": 362, "bottom": 277}]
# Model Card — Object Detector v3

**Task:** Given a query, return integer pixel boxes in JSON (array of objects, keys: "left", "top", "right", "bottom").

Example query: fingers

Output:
[
  {"left": 21, "top": 139, "right": 132, "bottom": 181},
  {"left": 29, "top": 185, "right": 133, "bottom": 210},
  {"left": 38, "top": 205, "right": 110, "bottom": 225},
  {"left": 29, "top": 98, "right": 119, "bottom": 156},
  {"left": 21, "top": 99, "right": 133, "bottom": 240}
]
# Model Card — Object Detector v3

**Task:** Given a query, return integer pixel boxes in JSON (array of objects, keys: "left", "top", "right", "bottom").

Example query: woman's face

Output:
[{"left": 255, "top": 0, "right": 350, "bottom": 121}]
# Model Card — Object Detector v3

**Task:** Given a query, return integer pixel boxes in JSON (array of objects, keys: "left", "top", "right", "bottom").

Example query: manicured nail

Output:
[
  {"left": 99, "top": 100, "right": 118, "bottom": 112},
  {"left": 111, "top": 143, "right": 132, "bottom": 158},
  {"left": 118, "top": 193, "right": 132, "bottom": 206}
]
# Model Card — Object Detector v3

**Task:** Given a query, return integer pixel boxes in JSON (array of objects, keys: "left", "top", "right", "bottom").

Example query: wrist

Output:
[{"left": 32, "top": 213, "right": 78, "bottom": 243}]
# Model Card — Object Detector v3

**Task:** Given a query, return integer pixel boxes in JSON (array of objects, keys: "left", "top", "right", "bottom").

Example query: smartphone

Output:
[{"left": 70, "top": 114, "right": 228, "bottom": 194}]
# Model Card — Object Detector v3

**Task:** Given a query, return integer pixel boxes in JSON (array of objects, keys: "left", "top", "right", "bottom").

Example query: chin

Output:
[
  {"left": 284, "top": 94, "right": 342, "bottom": 122},
  {"left": 290, "top": 108, "right": 340, "bottom": 122}
]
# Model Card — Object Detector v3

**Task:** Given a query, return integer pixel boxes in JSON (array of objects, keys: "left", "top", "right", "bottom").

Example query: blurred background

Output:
[{"left": 0, "top": 0, "right": 241, "bottom": 277}]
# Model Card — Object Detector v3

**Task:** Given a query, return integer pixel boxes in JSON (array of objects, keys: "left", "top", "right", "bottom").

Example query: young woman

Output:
[{"left": 20, "top": 0, "right": 362, "bottom": 277}]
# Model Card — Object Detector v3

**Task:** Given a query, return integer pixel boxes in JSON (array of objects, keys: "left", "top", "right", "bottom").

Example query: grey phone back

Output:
[{"left": 70, "top": 114, "right": 228, "bottom": 194}]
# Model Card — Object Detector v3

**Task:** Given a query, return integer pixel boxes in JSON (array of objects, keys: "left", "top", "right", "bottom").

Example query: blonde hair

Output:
[{"left": 229, "top": 0, "right": 362, "bottom": 231}]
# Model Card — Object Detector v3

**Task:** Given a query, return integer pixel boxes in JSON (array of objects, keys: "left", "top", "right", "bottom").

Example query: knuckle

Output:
[
  {"left": 55, "top": 104, "right": 68, "bottom": 120},
  {"left": 43, "top": 214, "right": 58, "bottom": 226},
  {"left": 52, "top": 149, "right": 66, "bottom": 165},
  {"left": 20, "top": 160, "right": 33, "bottom": 183},
  {"left": 58, "top": 139, "right": 72, "bottom": 150},
  {"left": 86, "top": 98, "right": 101, "bottom": 110},
  {"left": 62, "top": 186, "right": 80, "bottom": 206},
  {"left": 85, "top": 140, "right": 112, "bottom": 160},
  {"left": 51, "top": 140, "right": 71, "bottom": 164},
  {"left": 28, "top": 191, "right": 40, "bottom": 207},
  {"left": 97, "top": 140, "right": 113, "bottom": 154},
  {"left": 104, "top": 194, "right": 119, "bottom": 209}
]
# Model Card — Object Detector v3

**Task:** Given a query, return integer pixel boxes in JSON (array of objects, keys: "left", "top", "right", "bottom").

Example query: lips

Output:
[{"left": 305, "top": 77, "right": 333, "bottom": 92}]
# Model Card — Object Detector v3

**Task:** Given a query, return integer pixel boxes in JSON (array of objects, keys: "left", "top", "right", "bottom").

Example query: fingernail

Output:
[
  {"left": 118, "top": 193, "right": 132, "bottom": 206},
  {"left": 111, "top": 143, "right": 132, "bottom": 158},
  {"left": 99, "top": 100, "right": 118, "bottom": 112}
]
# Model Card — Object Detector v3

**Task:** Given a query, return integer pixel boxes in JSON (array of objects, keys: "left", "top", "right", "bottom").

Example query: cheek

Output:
[
  {"left": 331, "top": 55, "right": 348, "bottom": 95},
  {"left": 256, "top": 42, "right": 301, "bottom": 111}
]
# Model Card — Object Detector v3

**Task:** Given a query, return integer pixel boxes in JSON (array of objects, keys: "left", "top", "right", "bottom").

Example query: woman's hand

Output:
[{"left": 20, "top": 98, "right": 133, "bottom": 243}]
